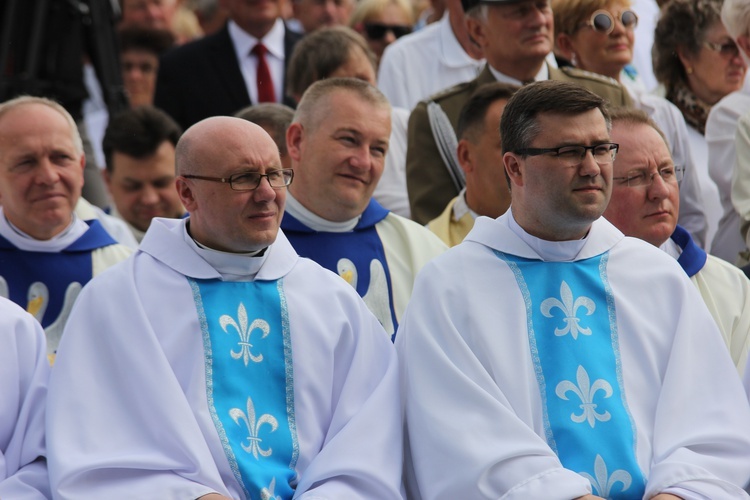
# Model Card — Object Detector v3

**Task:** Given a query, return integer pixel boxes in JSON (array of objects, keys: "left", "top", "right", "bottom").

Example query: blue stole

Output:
[
  {"left": 189, "top": 278, "right": 298, "bottom": 500},
  {"left": 496, "top": 251, "right": 646, "bottom": 499},
  {"left": 0, "top": 219, "right": 116, "bottom": 328},
  {"left": 281, "top": 199, "right": 398, "bottom": 339},
  {"left": 671, "top": 225, "right": 707, "bottom": 278}
]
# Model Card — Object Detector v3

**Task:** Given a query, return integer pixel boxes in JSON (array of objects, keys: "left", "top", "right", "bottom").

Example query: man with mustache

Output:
[
  {"left": 603, "top": 107, "right": 750, "bottom": 375},
  {"left": 282, "top": 77, "right": 447, "bottom": 340},
  {"left": 397, "top": 81, "right": 750, "bottom": 499}
]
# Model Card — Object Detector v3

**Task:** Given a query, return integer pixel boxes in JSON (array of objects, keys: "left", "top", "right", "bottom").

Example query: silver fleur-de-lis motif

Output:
[
  {"left": 230, "top": 396, "right": 279, "bottom": 459},
  {"left": 260, "top": 477, "right": 283, "bottom": 500},
  {"left": 540, "top": 281, "right": 596, "bottom": 339},
  {"left": 555, "top": 365, "right": 613, "bottom": 427},
  {"left": 580, "top": 455, "right": 632, "bottom": 497},
  {"left": 219, "top": 303, "right": 271, "bottom": 366}
]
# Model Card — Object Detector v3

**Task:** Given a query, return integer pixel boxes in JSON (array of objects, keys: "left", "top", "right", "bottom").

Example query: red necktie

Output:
[{"left": 252, "top": 43, "right": 276, "bottom": 103}]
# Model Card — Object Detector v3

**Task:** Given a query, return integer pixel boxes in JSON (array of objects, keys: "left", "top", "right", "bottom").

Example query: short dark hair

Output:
[
  {"left": 457, "top": 82, "right": 518, "bottom": 143},
  {"left": 118, "top": 26, "right": 175, "bottom": 55},
  {"left": 286, "top": 26, "right": 377, "bottom": 100},
  {"left": 500, "top": 80, "right": 610, "bottom": 154},
  {"left": 235, "top": 103, "right": 295, "bottom": 156},
  {"left": 103, "top": 105, "right": 182, "bottom": 172}
]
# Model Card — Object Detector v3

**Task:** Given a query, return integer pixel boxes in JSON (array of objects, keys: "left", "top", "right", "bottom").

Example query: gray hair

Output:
[
  {"left": 293, "top": 77, "right": 390, "bottom": 130},
  {"left": 0, "top": 95, "right": 83, "bottom": 154}
]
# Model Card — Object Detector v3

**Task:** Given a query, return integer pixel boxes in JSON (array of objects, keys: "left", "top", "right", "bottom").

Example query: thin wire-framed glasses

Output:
[
  {"left": 703, "top": 40, "right": 741, "bottom": 60},
  {"left": 515, "top": 143, "right": 619, "bottom": 168},
  {"left": 580, "top": 9, "right": 638, "bottom": 35},
  {"left": 182, "top": 169, "right": 294, "bottom": 191},
  {"left": 612, "top": 166, "right": 684, "bottom": 187}
]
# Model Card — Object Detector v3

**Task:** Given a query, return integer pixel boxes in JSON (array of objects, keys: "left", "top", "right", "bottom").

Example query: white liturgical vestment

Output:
[
  {"left": 46, "top": 218, "right": 402, "bottom": 500},
  {"left": 0, "top": 298, "right": 50, "bottom": 499},
  {"left": 396, "top": 211, "right": 750, "bottom": 500}
]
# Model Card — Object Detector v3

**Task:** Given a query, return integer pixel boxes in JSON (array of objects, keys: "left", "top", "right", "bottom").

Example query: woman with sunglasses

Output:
[
  {"left": 350, "top": 0, "right": 415, "bottom": 63},
  {"left": 552, "top": 0, "right": 720, "bottom": 249}
]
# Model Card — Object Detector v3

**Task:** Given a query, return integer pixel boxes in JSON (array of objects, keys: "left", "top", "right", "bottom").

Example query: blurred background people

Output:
[
  {"left": 350, "top": 0, "right": 415, "bottom": 63},
  {"left": 706, "top": 0, "right": 750, "bottom": 265},
  {"left": 289, "top": 0, "right": 355, "bottom": 33}
]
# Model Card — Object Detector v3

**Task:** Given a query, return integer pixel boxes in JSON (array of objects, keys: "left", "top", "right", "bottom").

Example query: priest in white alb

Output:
[
  {"left": 397, "top": 81, "right": 750, "bottom": 499},
  {"left": 46, "top": 117, "right": 403, "bottom": 499}
]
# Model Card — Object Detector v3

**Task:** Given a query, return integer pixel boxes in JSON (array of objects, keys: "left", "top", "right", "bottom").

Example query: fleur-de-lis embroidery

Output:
[
  {"left": 219, "top": 303, "right": 270, "bottom": 366},
  {"left": 540, "top": 281, "right": 596, "bottom": 339},
  {"left": 555, "top": 365, "right": 613, "bottom": 427},
  {"left": 260, "top": 477, "right": 283, "bottom": 500},
  {"left": 579, "top": 455, "right": 632, "bottom": 497},
  {"left": 230, "top": 396, "right": 279, "bottom": 459}
]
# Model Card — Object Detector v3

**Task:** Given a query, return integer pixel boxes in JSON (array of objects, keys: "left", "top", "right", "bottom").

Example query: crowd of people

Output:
[{"left": 1, "top": 0, "right": 750, "bottom": 497}]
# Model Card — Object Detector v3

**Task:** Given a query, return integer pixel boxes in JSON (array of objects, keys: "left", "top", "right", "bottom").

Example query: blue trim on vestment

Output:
[
  {"left": 190, "top": 278, "right": 298, "bottom": 500},
  {"left": 671, "top": 225, "right": 707, "bottom": 278},
  {"left": 496, "top": 251, "right": 646, "bottom": 499}
]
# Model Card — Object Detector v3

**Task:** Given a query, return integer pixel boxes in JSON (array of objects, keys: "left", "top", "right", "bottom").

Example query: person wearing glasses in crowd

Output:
[
  {"left": 281, "top": 78, "right": 446, "bottom": 340},
  {"left": 603, "top": 108, "right": 750, "bottom": 375},
  {"left": 707, "top": 0, "right": 750, "bottom": 266},
  {"left": 396, "top": 80, "right": 750, "bottom": 499},
  {"left": 552, "top": 1, "right": 712, "bottom": 250},
  {"left": 654, "top": 0, "right": 746, "bottom": 260},
  {"left": 46, "top": 116, "right": 403, "bottom": 498},
  {"left": 405, "top": 0, "right": 632, "bottom": 226},
  {"left": 350, "top": 0, "right": 414, "bottom": 64}
]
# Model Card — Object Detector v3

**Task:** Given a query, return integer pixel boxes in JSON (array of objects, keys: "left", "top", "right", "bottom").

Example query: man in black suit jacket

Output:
[{"left": 154, "top": 0, "right": 303, "bottom": 131}]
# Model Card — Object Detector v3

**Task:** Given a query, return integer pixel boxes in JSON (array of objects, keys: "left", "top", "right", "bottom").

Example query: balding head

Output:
[{"left": 175, "top": 116, "right": 289, "bottom": 253}]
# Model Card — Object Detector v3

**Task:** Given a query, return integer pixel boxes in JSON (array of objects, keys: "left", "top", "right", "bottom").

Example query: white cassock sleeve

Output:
[{"left": 0, "top": 299, "right": 50, "bottom": 500}]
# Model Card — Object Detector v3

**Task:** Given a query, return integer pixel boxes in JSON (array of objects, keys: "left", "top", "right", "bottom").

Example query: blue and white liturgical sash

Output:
[
  {"left": 190, "top": 278, "right": 298, "bottom": 500},
  {"left": 496, "top": 252, "right": 646, "bottom": 499}
]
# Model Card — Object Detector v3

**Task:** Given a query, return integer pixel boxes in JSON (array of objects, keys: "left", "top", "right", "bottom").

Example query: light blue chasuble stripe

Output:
[
  {"left": 189, "top": 278, "right": 298, "bottom": 500},
  {"left": 495, "top": 251, "right": 646, "bottom": 499}
]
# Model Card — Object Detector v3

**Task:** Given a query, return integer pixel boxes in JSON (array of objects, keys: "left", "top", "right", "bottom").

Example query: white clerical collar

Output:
[
  {"left": 285, "top": 192, "right": 360, "bottom": 232},
  {"left": 507, "top": 207, "right": 587, "bottom": 261},
  {"left": 659, "top": 237, "right": 682, "bottom": 259},
  {"left": 452, "top": 188, "right": 478, "bottom": 221},
  {"left": 0, "top": 206, "right": 88, "bottom": 252},
  {"left": 488, "top": 61, "right": 549, "bottom": 86},
  {"left": 182, "top": 222, "right": 268, "bottom": 281},
  {"left": 228, "top": 18, "right": 286, "bottom": 61}
]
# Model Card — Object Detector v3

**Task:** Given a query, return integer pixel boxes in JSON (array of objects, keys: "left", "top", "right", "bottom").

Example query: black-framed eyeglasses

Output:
[
  {"left": 613, "top": 166, "right": 684, "bottom": 187},
  {"left": 515, "top": 143, "right": 619, "bottom": 167},
  {"left": 704, "top": 40, "right": 741, "bottom": 60},
  {"left": 362, "top": 22, "right": 412, "bottom": 40},
  {"left": 182, "top": 169, "right": 294, "bottom": 191},
  {"left": 580, "top": 9, "right": 638, "bottom": 35}
]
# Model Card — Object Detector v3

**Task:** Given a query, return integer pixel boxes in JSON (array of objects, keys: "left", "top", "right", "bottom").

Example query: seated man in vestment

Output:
[
  {"left": 281, "top": 77, "right": 447, "bottom": 340},
  {"left": 397, "top": 80, "right": 750, "bottom": 499},
  {"left": 427, "top": 82, "right": 516, "bottom": 246},
  {"left": 46, "top": 116, "right": 403, "bottom": 499},
  {"left": 0, "top": 297, "right": 51, "bottom": 498},
  {"left": 603, "top": 108, "right": 750, "bottom": 375},
  {"left": 0, "top": 96, "right": 132, "bottom": 361}
]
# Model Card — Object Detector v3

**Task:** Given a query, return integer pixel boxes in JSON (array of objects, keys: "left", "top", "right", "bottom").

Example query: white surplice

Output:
[
  {"left": 46, "top": 218, "right": 402, "bottom": 500},
  {"left": 396, "top": 211, "right": 750, "bottom": 500},
  {"left": 0, "top": 298, "right": 50, "bottom": 500}
]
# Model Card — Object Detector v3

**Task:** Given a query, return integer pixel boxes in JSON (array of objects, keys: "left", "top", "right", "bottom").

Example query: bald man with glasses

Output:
[{"left": 46, "top": 116, "right": 403, "bottom": 499}]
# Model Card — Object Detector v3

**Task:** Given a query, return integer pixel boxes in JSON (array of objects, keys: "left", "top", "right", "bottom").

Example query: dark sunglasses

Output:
[
  {"left": 582, "top": 9, "right": 638, "bottom": 35},
  {"left": 362, "top": 22, "right": 412, "bottom": 40}
]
